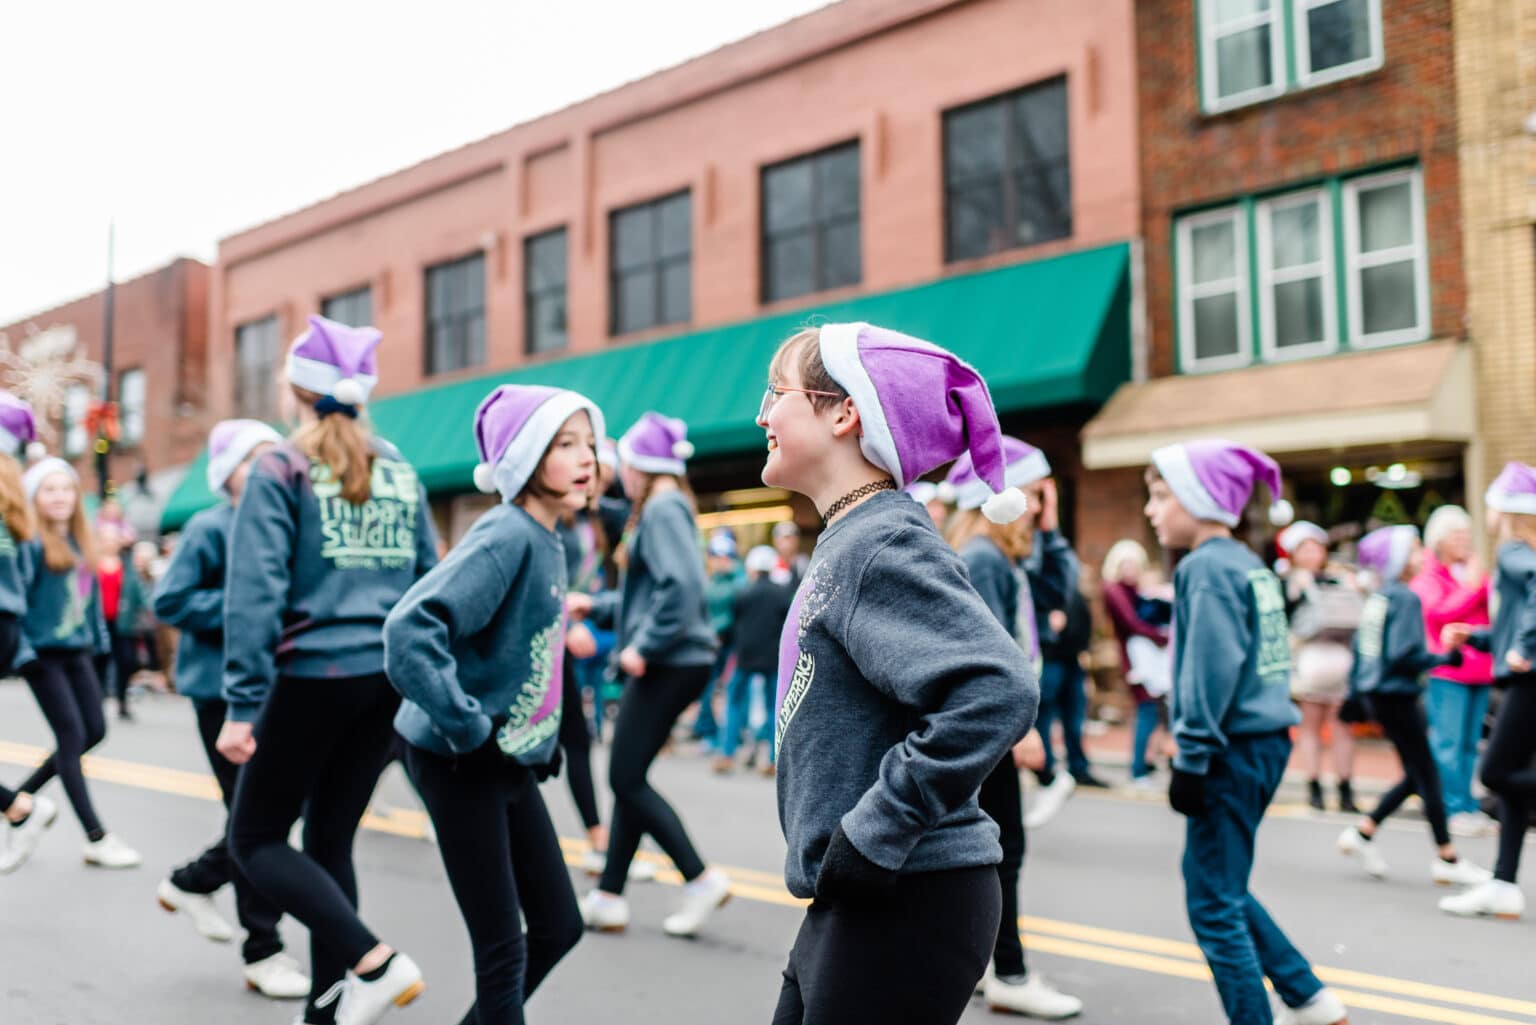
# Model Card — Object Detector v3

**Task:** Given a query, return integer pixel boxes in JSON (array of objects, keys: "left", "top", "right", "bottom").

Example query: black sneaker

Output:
[
  {"left": 1337, "top": 781, "right": 1360, "bottom": 815},
  {"left": 1072, "top": 772, "right": 1111, "bottom": 789},
  {"left": 1307, "top": 779, "right": 1325, "bottom": 811}
]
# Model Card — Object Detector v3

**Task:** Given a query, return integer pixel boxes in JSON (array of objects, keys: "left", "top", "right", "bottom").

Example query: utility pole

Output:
[{"left": 97, "top": 221, "right": 116, "bottom": 499}]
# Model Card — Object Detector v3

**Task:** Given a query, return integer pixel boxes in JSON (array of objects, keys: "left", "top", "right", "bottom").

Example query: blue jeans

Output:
[
  {"left": 717, "top": 669, "right": 772, "bottom": 759},
  {"left": 1131, "top": 700, "right": 1161, "bottom": 779},
  {"left": 1424, "top": 677, "right": 1492, "bottom": 816},
  {"left": 1184, "top": 731, "right": 1323, "bottom": 1023},
  {"left": 1036, "top": 658, "right": 1089, "bottom": 778},
  {"left": 692, "top": 646, "right": 734, "bottom": 742},
  {"left": 575, "top": 626, "right": 617, "bottom": 737}
]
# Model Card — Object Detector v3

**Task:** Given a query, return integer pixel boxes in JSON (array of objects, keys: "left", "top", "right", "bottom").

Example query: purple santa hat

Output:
[
  {"left": 1485, "top": 461, "right": 1536, "bottom": 516},
  {"left": 285, "top": 315, "right": 382, "bottom": 409},
  {"left": 618, "top": 412, "right": 694, "bottom": 477},
  {"left": 206, "top": 419, "right": 284, "bottom": 496},
  {"left": 945, "top": 436, "right": 1048, "bottom": 514},
  {"left": 472, "top": 384, "right": 605, "bottom": 501},
  {"left": 1150, "top": 439, "right": 1294, "bottom": 528},
  {"left": 1358, "top": 524, "right": 1419, "bottom": 583},
  {"left": 0, "top": 390, "right": 39, "bottom": 461},
  {"left": 817, "top": 322, "right": 1024, "bottom": 523}
]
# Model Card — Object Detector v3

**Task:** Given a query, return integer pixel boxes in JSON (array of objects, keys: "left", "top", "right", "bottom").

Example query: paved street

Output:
[{"left": 1, "top": 682, "right": 1533, "bottom": 1025}]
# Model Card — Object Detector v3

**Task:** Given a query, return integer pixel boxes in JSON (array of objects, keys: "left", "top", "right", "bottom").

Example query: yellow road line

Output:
[{"left": 5, "top": 740, "right": 1532, "bottom": 1023}]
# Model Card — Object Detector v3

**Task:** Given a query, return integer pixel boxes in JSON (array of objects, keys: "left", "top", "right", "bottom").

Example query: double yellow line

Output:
[{"left": 4, "top": 740, "right": 1534, "bottom": 1025}]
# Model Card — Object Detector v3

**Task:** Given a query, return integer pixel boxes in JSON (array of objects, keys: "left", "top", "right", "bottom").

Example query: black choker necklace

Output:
[{"left": 822, "top": 479, "right": 895, "bottom": 524}]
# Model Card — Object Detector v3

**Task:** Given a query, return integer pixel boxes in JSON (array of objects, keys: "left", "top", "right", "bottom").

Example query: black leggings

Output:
[
  {"left": 19, "top": 651, "right": 107, "bottom": 837},
  {"left": 772, "top": 866, "right": 1000, "bottom": 1025},
  {"left": 977, "top": 755, "right": 1027, "bottom": 978},
  {"left": 559, "top": 660, "right": 600, "bottom": 831},
  {"left": 407, "top": 744, "right": 582, "bottom": 1025},
  {"left": 598, "top": 663, "right": 711, "bottom": 894},
  {"left": 230, "top": 674, "right": 399, "bottom": 1023},
  {"left": 1481, "top": 677, "right": 1536, "bottom": 883},
  {"left": 170, "top": 698, "right": 284, "bottom": 965},
  {"left": 1365, "top": 693, "right": 1450, "bottom": 847}
]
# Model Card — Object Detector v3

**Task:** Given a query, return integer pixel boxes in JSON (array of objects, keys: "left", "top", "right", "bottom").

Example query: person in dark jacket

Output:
[
  {"left": 714, "top": 545, "right": 794, "bottom": 775},
  {"left": 1335, "top": 525, "right": 1488, "bottom": 889}
]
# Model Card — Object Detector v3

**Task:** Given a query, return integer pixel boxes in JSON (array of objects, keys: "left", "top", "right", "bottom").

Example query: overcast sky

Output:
[{"left": 0, "top": 0, "right": 834, "bottom": 326}]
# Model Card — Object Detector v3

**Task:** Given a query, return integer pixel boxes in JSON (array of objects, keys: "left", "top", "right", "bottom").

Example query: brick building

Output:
[
  {"left": 0, "top": 258, "right": 214, "bottom": 535},
  {"left": 1081, "top": 0, "right": 1470, "bottom": 569},
  {"left": 162, "top": 0, "right": 1143, "bottom": 543}
]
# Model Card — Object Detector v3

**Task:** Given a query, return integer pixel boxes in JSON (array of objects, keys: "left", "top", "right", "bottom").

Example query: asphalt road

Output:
[{"left": 1, "top": 682, "right": 1532, "bottom": 1025}]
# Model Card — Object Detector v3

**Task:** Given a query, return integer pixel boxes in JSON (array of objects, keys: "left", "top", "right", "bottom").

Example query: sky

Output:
[{"left": 0, "top": 0, "right": 836, "bottom": 326}]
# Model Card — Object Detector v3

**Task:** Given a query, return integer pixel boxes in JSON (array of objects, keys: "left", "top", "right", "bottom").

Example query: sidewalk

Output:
[{"left": 1072, "top": 718, "right": 1405, "bottom": 801}]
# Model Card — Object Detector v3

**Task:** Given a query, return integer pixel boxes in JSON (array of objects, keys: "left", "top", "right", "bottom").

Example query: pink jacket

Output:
[{"left": 1410, "top": 554, "right": 1493, "bottom": 685}]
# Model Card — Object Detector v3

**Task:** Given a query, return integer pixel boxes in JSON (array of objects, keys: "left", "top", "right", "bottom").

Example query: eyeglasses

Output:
[{"left": 759, "top": 384, "right": 843, "bottom": 420}]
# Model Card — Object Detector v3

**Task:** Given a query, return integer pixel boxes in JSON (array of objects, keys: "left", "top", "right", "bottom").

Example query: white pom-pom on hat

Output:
[
  {"left": 1268, "top": 499, "right": 1295, "bottom": 527},
  {"left": 981, "top": 487, "right": 1029, "bottom": 525},
  {"left": 672, "top": 439, "right": 695, "bottom": 460},
  {"left": 332, "top": 378, "right": 366, "bottom": 407},
  {"left": 24, "top": 441, "right": 46, "bottom": 464},
  {"left": 935, "top": 480, "right": 957, "bottom": 505},
  {"left": 473, "top": 462, "right": 498, "bottom": 494}
]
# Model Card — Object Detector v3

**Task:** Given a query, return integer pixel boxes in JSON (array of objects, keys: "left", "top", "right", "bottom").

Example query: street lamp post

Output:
[{"left": 96, "top": 222, "right": 116, "bottom": 500}]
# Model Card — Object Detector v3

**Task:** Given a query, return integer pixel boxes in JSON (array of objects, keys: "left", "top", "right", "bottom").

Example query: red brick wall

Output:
[
  {"left": 1137, "top": 0, "right": 1462, "bottom": 379},
  {"left": 0, "top": 259, "right": 213, "bottom": 487}
]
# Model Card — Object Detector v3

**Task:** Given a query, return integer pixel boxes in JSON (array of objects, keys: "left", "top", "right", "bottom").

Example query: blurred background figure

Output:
[
  {"left": 714, "top": 545, "right": 792, "bottom": 776},
  {"left": 1101, "top": 540, "right": 1171, "bottom": 790}
]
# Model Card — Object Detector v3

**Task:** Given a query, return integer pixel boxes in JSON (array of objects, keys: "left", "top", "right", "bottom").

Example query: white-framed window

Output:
[
  {"left": 1200, "top": 0, "right": 1284, "bottom": 113},
  {"left": 1256, "top": 189, "right": 1337, "bottom": 361},
  {"left": 63, "top": 383, "right": 90, "bottom": 458},
  {"left": 1200, "top": 0, "right": 1383, "bottom": 112},
  {"left": 1343, "top": 168, "right": 1429, "bottom": 348},
  {"left": 1295, "top": 0, "right": 1383, "bottom": 87},
  {"left": 1177, "top": 206, "right": 1253, "bottom": 372},
  {"left": 118, "top": 368, "right": 146, "bottom": 446}
]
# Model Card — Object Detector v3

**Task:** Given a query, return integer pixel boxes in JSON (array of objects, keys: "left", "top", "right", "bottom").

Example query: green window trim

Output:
[
  {"left": 1174, "top": 163, "right": 1429, "bottom": 375},
  {"left": 1196, "top": 0, "right": 1385, "bottom": 116}
]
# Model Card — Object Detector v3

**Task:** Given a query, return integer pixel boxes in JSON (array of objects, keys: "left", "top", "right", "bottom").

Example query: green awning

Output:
[{"left": 161, "top": 242, "right": 1129, "bottom": 531}]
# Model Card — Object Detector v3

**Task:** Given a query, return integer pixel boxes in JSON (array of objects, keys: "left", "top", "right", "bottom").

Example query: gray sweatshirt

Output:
[
  {"left": 1170, "top": 537, "right": 1301, "bottom": 775},
  {"left": 386, "top": 502, "right": 566, "bottom": 765},
  {"left": 590, "top": 490, "right": 715, "bottom": 668},
  {"left": 1350, "top": 580, "right": 1458, "bottom": 697},
  {"left": 152, "top": 503, "right": 233, "bottom": 705},
  {"left": 0, "top": 523, "right": 24, "bottom": 619},
  {"left": 1469, "top": 540, "right": 1536, "bottom": 678},
  {"left": 774, "top": 491, "right": 1038, "bottom": 899},
  {"left": 223, "top": 440, "right": 439, "bottom": 722}
]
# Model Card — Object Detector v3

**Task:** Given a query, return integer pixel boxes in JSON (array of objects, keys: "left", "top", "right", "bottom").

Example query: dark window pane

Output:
[
  {"left": 947, "top": 183, "right": 1006, "bottom": 262},
  {"left": 945, "top": 103, "right": 1005, "bottom": 182},
  {"left": 1011, "top": 81, "right": 1070, "bottom": 164},
  {"left": 1013, "top": 165, "right": 1071, "bottom": 247},
  {"left": 322, "top": 288, "right": 372, "bottom": 327},
  {"left": 818, "top": 146, "right": 861, "bottom": 219},
  {"left": 1308, "top": 0, "right": 1371, "bottom": 73},
  {"left": 527, "top": 230, "right": 567, "bottom": 290},
  {"left": 657, "top": 195, "right": 692, "bottom": 259},
  {"left": 820, "top": 221, "right": 861, "bottom": 291},
  {"left": 1360, "top": 261, "right": 1418, "bottom": 335},
  {"left": 1192, "top": 293, "right": 1242, "bottom": 361},
  {"left": 765, "top": 234, "right": 815, "bottom": 303},
  {"left": 764, "top": 161, "right": 814, "bottom": 233},
  {"left": 660, "top": 261, "right": 691, "bottom": 325},
  {"left": 235, "top": 316, "right": 279, "bottom": 418},
  {"left": 612, "top": 208, "right": 653, "bottom": 270},
  {"left": 424, "top": 255, "right": 485, "bottom": 374},
  {"left": 1273, "top": 278, "right": 1326, "bottom": 348},
  {"left": 528, "top": 294, "right": 567, "bottom": 354},
  {"left": 615, "top": 269, "right": 657, "bottom": 335}
]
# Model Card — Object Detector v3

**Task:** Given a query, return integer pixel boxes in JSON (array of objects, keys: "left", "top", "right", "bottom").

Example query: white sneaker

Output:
[
  {"left": 83, "top": 833, "right": 141, "bottom": 869},
  {"left": 1128, "top": 774, "right": 1163, "bottom": 794},
  {"left": 1432, "top": 858, "right": 1493, "bottom": 888},
  {"left": 1439, "top": 879, "right": 1526, "bottom": 920},
  {"left": 244, "top": 952, "right": 312, "bottom": 1000},
  {"left": 1336, "top": 827, "right": 1387, "bottom": 879},
  {"left": 157, "top": 878, "right": 234, "bottom": 942},
  {"left": 334, "top": 953, "right": 424, "bottom": 1025},
  {"left": 663, "top": 869, "right": 731, "bottom": 938},
  {"left": 0, "top": 795, "right": 58, "bottom": 874},
  {"left": 1274, "top": 987, "right": 1348, "bottom": 1025},
  {"left": 629, "top": 857, "right": 657, "bottom": 882},
  {"left": 579, "top": 891, "right": 631, "bottom": 932},
  {"left": 582, "top": 849, "right": 606, "bottom": 876},
  {"left": 984, "top": 972, "right": 1084, "bottom": 1018},
  {"left": 1024, "top": 774, "right": 1076, "bottom": 830},
  {"left": 1449, "top": 811, "right": 1498, "bottom": 838}
]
